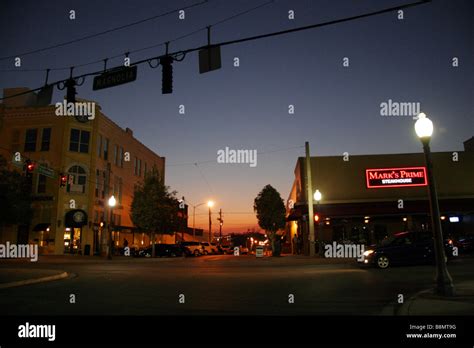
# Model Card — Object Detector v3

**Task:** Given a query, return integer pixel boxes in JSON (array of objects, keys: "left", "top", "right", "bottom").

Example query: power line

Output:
[
  {"left": 0, "top": 0, "right": 430, "bottom": 101},
  {"left": 0, "top": 0, "right": 275, "bottom": 73},
  {"left": 0, "top": 0, "right": 209, "bottom": 62},
  {"left": 166, "top": 145, "right": 304, "bottom": 166}
]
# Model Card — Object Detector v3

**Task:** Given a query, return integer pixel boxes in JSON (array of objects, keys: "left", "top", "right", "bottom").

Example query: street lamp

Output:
[
  {"left": 414, "top": 112, "right": 454, "bottom": 296},
  {"left": 208, "top": 200, "right": 214, "bottom": 243},
  {"left": 107, "top": 195, "right": 116, "bottom": 260},
  {"left": 313, "top": 189, "right": 322, "bottom": 255}
]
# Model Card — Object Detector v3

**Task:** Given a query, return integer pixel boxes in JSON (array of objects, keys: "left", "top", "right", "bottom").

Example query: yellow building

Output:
[{"left": 0, "top": 88, "right": 165, "bottom": 255}]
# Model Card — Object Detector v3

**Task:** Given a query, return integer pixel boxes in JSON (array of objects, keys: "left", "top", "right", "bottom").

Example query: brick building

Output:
[{"left": 0, "top": 87, "right": 167, "bottom": 255}]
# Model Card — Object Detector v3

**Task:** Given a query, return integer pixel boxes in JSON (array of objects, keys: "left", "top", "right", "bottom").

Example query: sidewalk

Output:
[
  {"left": 397, "top": 281, "right": 474, "bottom": 315},
  {"left": 0, "top": 268, "right": 69, "bottom": 289}
]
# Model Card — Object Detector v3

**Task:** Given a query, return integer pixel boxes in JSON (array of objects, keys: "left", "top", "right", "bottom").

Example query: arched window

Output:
[{"left": 67, "top": 165, "right": 87, "bottom": 193}]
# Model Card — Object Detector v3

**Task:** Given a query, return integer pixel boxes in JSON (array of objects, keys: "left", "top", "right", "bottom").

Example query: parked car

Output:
[
  {"left": 210, "top": 242, "right": 219, "bottom": 254},
  {"left": 239, "top": 246, "right": 249, "bottom": 254},
  {"left": 179, "top": 241, "right": 203, "bottom": 256},
  {"left": 200, "top": 242, "right": 215, "bottom": 255},
  {"left": 359, "top": 231, "right": 454, "bottom": 269},
  {"left": 134, "top": 244, "right": 184, "bottom": 257},
  {"left": 220, "top": 245, "right": 233, "bottom": 254},
  {"left": 453, "top": 235, "right": 474, "bottom": 254}
]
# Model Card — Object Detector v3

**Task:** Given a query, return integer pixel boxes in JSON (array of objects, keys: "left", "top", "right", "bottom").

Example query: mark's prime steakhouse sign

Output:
[{"left": 366, "top": 167, "right": 427, "bottom": 188}]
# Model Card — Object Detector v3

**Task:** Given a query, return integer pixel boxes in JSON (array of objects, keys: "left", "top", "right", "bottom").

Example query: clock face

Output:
[{"left": 73, "top": 211, "right": 84, "bottom": 223}]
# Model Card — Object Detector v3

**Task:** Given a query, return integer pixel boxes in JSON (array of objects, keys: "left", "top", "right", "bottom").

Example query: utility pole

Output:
[
  {"left": 305, "top": 142, "right": 315, "bottom": 257},
  {"left": 218, "top": 209, "right": 223, "bottom": 242},
  {"left": 208, "top": 205, "right": 212, "bottom": 243}
]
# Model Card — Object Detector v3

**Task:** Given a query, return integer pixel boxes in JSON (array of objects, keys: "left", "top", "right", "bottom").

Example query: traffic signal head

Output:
[
  {"left": 25, "top": 160, "right": 35, "bottom": 177},
  {"left": 60, "top": 173, "right": 68, "bottom": 187},
  {"left": 160, "top": 55, "right": 173, "bottom": 94},
  {"left": 27, "top": 162, "right": 35, "bottom": 172},
  {"left": 65, "top": 78, "right": 76, "bottom": 104}
]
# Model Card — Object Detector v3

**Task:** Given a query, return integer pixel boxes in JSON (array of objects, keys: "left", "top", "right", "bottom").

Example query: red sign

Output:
[{"left": 366, "top": 167, "right": 427, "bottom": 188}]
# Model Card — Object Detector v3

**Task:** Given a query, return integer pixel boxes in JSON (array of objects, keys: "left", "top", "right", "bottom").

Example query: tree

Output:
[
  {"left": 253, "top": 185, "right": 286, "bottom": 256},
  {"left": 130, "top": 168, "right": 180, "bottom": 257},
  {"left": 0, "top": 155, "right": 33, "bottom": 227}
]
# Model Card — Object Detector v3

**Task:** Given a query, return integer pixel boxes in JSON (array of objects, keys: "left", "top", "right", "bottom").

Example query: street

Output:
[{"left": 1, "top": 255, "right": 473, "bottom": 316}]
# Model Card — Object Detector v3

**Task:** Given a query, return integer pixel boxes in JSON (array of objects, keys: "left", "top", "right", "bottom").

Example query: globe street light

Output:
[
  {"left": 414, "top": 113, "right": 454, "bottom": 296},
  {"left": 314, "top": 189, "right": 322, "bottom": 255},
  {"left": 208, "top": 200, "right": 214, "bottom": 243},
  {"left": 107, "top": 195, "right": 116, "bottom": 260}
]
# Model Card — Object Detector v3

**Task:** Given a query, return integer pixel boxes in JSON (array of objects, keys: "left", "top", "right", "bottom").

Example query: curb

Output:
[{"left": 0, "top": 271, "right": 69, "bottom": 290}]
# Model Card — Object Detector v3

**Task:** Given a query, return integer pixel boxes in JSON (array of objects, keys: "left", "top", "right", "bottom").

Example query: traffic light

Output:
[
  {"left": 65, "top": 78, "right": 76, "bottom": 104},
  {"left": 314, "top": 214, "right": 320, "bottom": 222},
  {"left": 24, "top": 160, "right": 36, "bottom": 178},
  {"left": 160, "top": 55, "right": 173, "bottom": 94},
  {"left": 60, "top": 173, "right": 68, "bottom": 187}
]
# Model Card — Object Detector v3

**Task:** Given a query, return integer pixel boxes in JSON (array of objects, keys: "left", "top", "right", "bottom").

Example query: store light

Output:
[
  {"left": 403, "top": 217, "right": 407, "bottom": 222},
  {"left": 449, "top": 216, "right": 460, "bottom": 223},
  {"left": 440, "top": 216, "right": 446, "bottom": 220}
]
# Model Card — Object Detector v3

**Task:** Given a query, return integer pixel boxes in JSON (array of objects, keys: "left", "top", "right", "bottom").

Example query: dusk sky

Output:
[{"left": 1, "top": 0, "right": 472, "bottom": 233}]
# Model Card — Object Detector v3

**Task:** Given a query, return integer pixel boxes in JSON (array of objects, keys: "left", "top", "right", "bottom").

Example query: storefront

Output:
[
  {"left": 286, "top": 140, "right": 474, "bottom": 255},
  {"left": 64, "top": 209, "right": 88, "bottom": 254}
]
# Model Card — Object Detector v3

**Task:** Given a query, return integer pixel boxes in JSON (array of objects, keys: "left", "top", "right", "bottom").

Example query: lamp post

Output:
[
  {"left": 107, "top": 195, "right": 116, "bottom": 260},
  {"left": 414, "top": 113, "right": 454, "bottom": 296},
  {"left": 314, "top": 189, "right": 322, "bottom": 255},
  {"left": 208, "top": 200, "right": 214, "bottom": 243}
]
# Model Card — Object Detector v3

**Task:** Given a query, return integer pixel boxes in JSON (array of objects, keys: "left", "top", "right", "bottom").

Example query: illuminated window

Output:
[{"left": 67, "top": 165, "right": 87, "bottom": 193}]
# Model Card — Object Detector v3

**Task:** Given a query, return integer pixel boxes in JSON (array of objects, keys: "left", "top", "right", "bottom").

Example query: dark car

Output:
[
  {"left": 135, "top": 244, "right": 184, "bottom": 258},
  {"left": 454, "top": 235, "right": 474, "bottom": 254},
  {"left": 360, "top": 231, "right": 454, "bottom": 269}
]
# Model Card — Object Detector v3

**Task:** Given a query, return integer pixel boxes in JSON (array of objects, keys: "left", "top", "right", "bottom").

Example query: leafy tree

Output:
[
  {"left": 0, "top": 155, "right": 33, "bottom": 227},
  {"left": 130, "top": 168, "right": 180, "bottom": 257},
  {"left": 253, "top": 185, "right": 286, "bottom": 256}
]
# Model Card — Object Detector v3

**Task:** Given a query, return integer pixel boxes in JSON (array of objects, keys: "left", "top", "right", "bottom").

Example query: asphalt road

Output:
[{"left": 1, "top": 254, "right": 473, "bottom": 315}]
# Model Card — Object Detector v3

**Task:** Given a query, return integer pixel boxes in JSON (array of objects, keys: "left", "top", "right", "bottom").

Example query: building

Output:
[
  {"left": 0, "top": 87, "right": 166, "bottom": 255},
  {"left": 287, "top": 139, "right": 474, "bottom": 255}
]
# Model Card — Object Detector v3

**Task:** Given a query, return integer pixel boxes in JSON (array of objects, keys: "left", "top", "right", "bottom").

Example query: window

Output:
[
  {"left": 40, "top": 128, "right": 51, "bottom": 151},
  {"left": 24, "top": 129, "right": 37, "bottom": 152},
  {"left": 11, "top": 129, "right": 20, "bottom": 153},
  {"left": 94, "top": 211, "right": 99, "bottom": 223},
  {"left": 67, "top": 165, "right": 87, "bottom": 193},
  {"left": 95, "top": 169, "right": 100, "bottom": 197},
  {"left": 69, "top": 129, "right": 90, "bottom": 153},
  {"left": 119, "top": 147, "right": 124, "bottom": 167},
  {"left": 114, "top": 145, "right": 118, "bottom": 165},
  {"left": 97, "top": 135, "right": 102, "bottom": 158},
  {"left": 138, "top": 159, "right": 142, "bottom": 177},
  {"left": 37, "top": 174, "right": 47, "bottom": 193},
  {"left": 118, "top": 178, "right": 123, "bottom": 203},
  {"left": 102, "top": 171, "right": 106, "bottom": 198},
  {"left": 134, "top": 157, "right": 138, "bottom": 175},
  {"left": 104, "top": 138, "right": 109, "bottom": 160}
]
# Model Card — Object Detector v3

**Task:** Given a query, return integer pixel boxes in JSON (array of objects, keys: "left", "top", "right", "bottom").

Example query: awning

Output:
[{"left": 33, "top": 223, "right": 50, "bottom": 231}]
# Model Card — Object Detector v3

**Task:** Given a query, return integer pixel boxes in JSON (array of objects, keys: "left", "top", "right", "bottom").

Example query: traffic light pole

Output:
[{"left": 305, "top": 142, "right": 315, "bottom": 257}]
